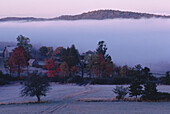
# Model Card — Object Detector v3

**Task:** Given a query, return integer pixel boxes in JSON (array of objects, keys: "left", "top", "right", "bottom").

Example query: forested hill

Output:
[
  {"left": 0, "top": 10, "right": 170, "bottom": 22},
  {"left": 56, "top": 10, "right": 170, "bottom": 20}
]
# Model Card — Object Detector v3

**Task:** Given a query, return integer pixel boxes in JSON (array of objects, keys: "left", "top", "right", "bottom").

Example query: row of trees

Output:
[
  {"left": 114, "top": 80, "right": 170, "bottom": 101},
  {"left": 4, "top": 35, "right": 167, "bottom": 83},
  {"left": 5, "top": 35, "right": 113, "bottom": 79},
  {"left": 38, "top": 40, "right": 114, "bottom": 78}
]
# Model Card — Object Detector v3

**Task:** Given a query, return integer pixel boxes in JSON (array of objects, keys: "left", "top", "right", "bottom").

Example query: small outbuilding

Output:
[{"left": 28, "top": 59, "right": 39, "bottom": 67}]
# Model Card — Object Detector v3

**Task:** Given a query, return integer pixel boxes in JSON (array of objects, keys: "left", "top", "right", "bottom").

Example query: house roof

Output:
[
  {"left": 5, "top": 46, "right": 16, "bottom": 53},
  {"left": 28, "top": 59, "right": 36, "bottom": 64}
]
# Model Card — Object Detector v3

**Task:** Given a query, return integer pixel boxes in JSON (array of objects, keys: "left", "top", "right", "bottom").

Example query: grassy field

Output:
[{"left": 0, "top": 83, "right": 170, "bottom": 114}]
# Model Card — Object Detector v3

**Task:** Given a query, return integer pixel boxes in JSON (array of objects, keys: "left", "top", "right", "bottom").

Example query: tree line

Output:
[{"left": 1, "top": 35, "right": 170, "bottom": 85}]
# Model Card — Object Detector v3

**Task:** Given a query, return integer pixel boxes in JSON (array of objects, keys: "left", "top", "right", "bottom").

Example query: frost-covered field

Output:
[{"left": 0, "top": 83, "right": 170, "bottom": 114}]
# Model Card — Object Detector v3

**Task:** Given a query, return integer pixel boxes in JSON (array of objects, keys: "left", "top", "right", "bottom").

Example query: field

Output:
[{"left": 0, "top": 83, "right": 170, "bottom": 114}]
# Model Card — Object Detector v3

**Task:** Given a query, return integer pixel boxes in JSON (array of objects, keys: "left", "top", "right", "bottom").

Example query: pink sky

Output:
[{"left": 0, "top": 0, "right": 170, "bottom": 18}]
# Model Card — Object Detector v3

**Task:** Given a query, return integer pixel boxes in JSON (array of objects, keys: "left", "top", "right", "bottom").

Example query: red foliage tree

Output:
[
  {"left": 93, "top": 55, "right": 105, "bottom": 77},
  {"left": 70, "top": 66, "right": 79, "bottom": 76},
  {"left": 45, "top": 58, "right": 60, "bottom": 77},
  {"left": 54, "top": 47, "right": 64, "bottom": 56},
  {"left": 8, "top": 46, "right": 28, "bottom": 77},
  {"left": 105, "top": 57, "right": 114, "bottom": 77}
]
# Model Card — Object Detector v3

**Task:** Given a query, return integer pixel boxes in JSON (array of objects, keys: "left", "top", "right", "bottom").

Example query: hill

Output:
[
  {"left": 56, "top": 10, "right": 170, "bottom": 20},
  {"left": 0, "top": 10, "right": 169, "bottom": 22}
]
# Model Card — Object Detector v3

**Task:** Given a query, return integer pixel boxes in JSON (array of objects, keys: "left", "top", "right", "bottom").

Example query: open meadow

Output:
[{"left": 0, "top": 83, "right": 170, "bottom": 114}]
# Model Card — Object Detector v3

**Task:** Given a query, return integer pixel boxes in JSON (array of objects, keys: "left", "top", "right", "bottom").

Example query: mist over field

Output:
[{"left": 0, "top": 19, "right": 170, "bottom": 73}]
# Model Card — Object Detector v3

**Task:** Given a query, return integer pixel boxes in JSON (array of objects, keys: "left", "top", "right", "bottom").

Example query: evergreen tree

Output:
[
  {"left": 142, "top": 81, "right": 158, "bottom": 100},
  {"left": 96, "top": 41, "right": 107, "bottom": 56},
  {"left": 129, "top": 79, "right": 143, "bottom": 98},
  {"left": 62, "top": 45, "right": 80, "bottom": 68},
  {"left": 142, "top": 67, "right": 150, "bottom": 76}
]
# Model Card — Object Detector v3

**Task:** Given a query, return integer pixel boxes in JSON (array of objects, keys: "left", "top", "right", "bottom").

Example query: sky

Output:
[{"left": 0, "top": 0, "right": 170, "bottom": 18}]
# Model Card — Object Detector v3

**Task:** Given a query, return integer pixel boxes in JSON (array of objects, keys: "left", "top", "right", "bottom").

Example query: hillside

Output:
[
  {"left": 56, "top": 10, "right": 170, "bottom": 20},
  {"left": 0, "top": 10, "right": 169, "bottom": 22}
]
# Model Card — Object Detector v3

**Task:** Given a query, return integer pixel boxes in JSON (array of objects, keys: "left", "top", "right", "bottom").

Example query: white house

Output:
[{"left": 3, "top": 46, "right": 16, "bottom": 58}]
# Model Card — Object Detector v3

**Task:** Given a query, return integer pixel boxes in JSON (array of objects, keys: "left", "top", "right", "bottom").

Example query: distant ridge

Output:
[{"left": 0, "top": 9, "right": 170, "bottom": 22}]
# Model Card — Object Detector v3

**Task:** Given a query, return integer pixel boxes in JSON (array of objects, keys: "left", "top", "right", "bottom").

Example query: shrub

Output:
[
  {"left": 66, "top": 76, "right": 84, "bottom": 84},
  {"left": 90, "top": 77, "right": 132, "bottom": 85},
  {"left": 156, "top": 92, "right": 170, "bottom": 101},
  {"left": 113, "top": 86, "right": 128, "bottom": 101}
]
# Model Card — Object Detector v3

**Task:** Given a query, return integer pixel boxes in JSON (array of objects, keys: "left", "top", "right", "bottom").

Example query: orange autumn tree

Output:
[
  {"left": 45, "top": 58, "right": 60, "bottom": 77},
  {"left": 60, "top": 62, "right": 69, "bottom": 77},
  {"left": 8, "top": 46, "right": 28, "bottom": 77}
]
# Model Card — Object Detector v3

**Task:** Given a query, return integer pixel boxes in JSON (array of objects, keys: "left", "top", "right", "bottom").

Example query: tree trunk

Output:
[
  {"left": 18, "top": 65, "right": 20, "bottom": 78},
  {"left": 37, "top": 95, "right": 40, "bottom": 103},
  {"left": 81, "top": 67, "right": 84, "bottom": 79}
]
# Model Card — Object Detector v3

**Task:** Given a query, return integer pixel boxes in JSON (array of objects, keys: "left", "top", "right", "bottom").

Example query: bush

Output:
[
  {"left": 0, "top": 78, "right": 9, "bottom": 85},
  {"left": 66, "top": 76, "right": 84, "bottom": 84},
  {"left": 129, "top": 79, "right": 143, "bottom": 98},
  {"left": 0, "top": 70, "right": 17, "bottom": 85},
  {"left": 113, "top": 86, "right": 128, "bottom": 101},
  {"left": 156, "top": 92, "right": 170, "bottom": 101},
  {"left": 111, "top": 77, "right": 131, "bottom": 84},
  {"left": 90, "top": 77, "right": 132, "bottom": 85},
  {"left": 91, "top": 78, "right": 111, "bottom": 85},
  {"left": 48, "top": 75, "right": 84, "bottom": 84}
]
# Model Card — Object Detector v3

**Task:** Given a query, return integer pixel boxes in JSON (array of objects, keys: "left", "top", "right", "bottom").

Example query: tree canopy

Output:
[
  {"left": 17, "top": 35, "right": 32, "bottom": 58},
  {"left": 62, "top": 45, "right": 80, "bottom": 68},
  {"left": 8, "top": 46, "right": 28, "bottom": 77},
  {"left": 96, "top": 41, "right": 107, "bottom": 56},
  {"left": 21, "top": 71, "right": 50, "bottom": 102}
]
